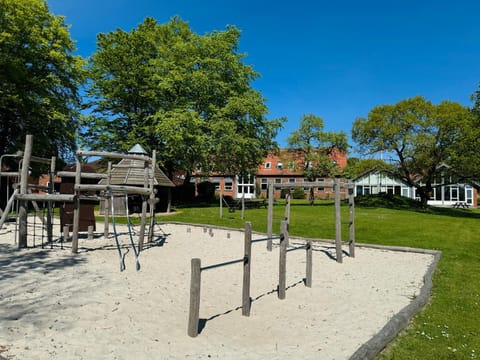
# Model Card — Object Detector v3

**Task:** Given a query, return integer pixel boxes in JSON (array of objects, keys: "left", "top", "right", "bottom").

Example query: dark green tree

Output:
[
  {"left": 287, "top": 113, "right": 348, "bottom": 203},
  {"left": 0, "top": 0, "right": 84, "bottom": 161},
  {"left": 82, "top": 17, "right": 284, "bottom": 181},
  {"left": 352, "top": 96, "right": 477, "bottom": 206}
]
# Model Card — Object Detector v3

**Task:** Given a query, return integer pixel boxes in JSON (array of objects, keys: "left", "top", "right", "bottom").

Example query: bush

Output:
[{"left": 292, "top": 188, "right": 306, "bottom": 199}]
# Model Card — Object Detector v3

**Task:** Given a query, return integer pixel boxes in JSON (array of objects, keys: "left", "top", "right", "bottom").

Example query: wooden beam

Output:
[
  {"left": 74, "top": 184, "right": 152, "bottom": 196},
  {"left": 77, "top": 150, "right": 152, "bottom": 163},
  {"left": 57, "top": 171, "right": 108, "bottom": 179}
]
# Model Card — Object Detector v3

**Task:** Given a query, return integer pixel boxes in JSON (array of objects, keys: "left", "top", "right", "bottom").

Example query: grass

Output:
[{"left": 149, "top": 197, "right": 480, "bottom": 360}]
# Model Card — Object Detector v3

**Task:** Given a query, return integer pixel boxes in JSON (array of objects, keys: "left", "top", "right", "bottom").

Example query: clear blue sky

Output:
[{"left": 48, "top": 0, "right": 480, "bottom": 155}]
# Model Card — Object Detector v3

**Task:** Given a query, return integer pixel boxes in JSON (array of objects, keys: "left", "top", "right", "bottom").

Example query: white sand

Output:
[{"left": 0, "top": 221, "right": 435, "bottom": 360}]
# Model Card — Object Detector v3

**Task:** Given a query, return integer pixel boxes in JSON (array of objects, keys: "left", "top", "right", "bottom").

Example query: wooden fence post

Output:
[
  {"left": 349, "top": 186, "right": 356, "bottom": 258},
  {"left": 71, "top": 155, "right": 81, "bottom": 254},
  {"left": 242, "top": 222, "right": 252, "bottom": 316},
  {"left": 188, "top": 258, "right": 202, "bottom": 337},
  {"left": 305, "top": 239, "right": 312, "bottom": 287},
  {"left": 63, "top": 225, "right": 69, "bottom": 243},
  {"left": 18, "top": 134, "right": 33, "bottom": 249},
  {"left": 267, "top": 183, "right": 274, "bottom": 251},
  {"left": 278, "top": 220, "right": 288, "bottom": 299},
  {"left": 334, "top": 177, "right": 342, "bottom": 263},
  {"left": 104, "top": 161, "right": 112, "bottom": 239},
  {"left": 88, "top": 225, "right": 94, "bottom": 240}
]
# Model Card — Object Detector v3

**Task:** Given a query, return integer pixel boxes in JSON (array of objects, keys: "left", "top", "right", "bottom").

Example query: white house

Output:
[{"left": 354, "top": 169, "right": 478, "bottom": 207}]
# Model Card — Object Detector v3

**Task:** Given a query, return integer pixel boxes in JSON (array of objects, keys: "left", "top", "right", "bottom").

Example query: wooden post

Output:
[
  {"left": 305, "top": 239, "right": 312, "bottom": 287},
  {"left": 284, "top": 192, "right": 290, "bottom": 247},
  {"left": 284, "top": 191, "right": 291, "bottom": 235},
  {"left": 278, "top": 220, "right": 288, "bottom": 299},
  {"left": 348, "top": 185, "right": 356, "bottom": 258},
  {"left": 334, "top": 177, "right": 342, "bottom": 263},
  {"left": 219, "top": 193, "right": 223, "bottom": 218},
  {"left": 267, "top": 183, "right": 274, "bottom": 251},
  {"left": 104, "top": 161, "right": 112, "bottom": 239},
  {"left": 241, "top": 195, "right": 245, "bottom": 220},
  {"left": 46, "top": 156, "right": 55, "bottom": 244},
  {"left": 71, "top": 155, "right": 81, "bottom": 253},
  {"left": 138, "top": 158, "right": 149, "bottom": 251},
  {"left": 242, "top": 222, "right": 252, "bottom": 316},
  {"left": 88, "top": 225, "right": 94, "bottom": 240},
  {"left": 188, "top": 258, "right": 202, "bottom": 337},
  {"left": 18, "top": 135, "right": 33, "bottom": 248},
  {"left": 147, "top": 150, "right": 156, "bottom": 244},
  {"left": 63, "top": 225, "right": 69, "bottom": 242}
]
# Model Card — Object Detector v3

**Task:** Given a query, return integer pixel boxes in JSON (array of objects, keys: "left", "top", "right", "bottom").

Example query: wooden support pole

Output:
[
  {"left": 241, "top": 195, "right": 245, "bottom": 220},
  {"left": 188, "top": 258, "right": 202, "bottom": 337},
  {"left": 104, "top": 162, "right": 112, "bottom": 239},
  {"left": 88, "top": 225, "right": 94, "bottom": 240},
  {"left": 334, "top": 177, "right": 343, "bottom": 263},
  {"left": 348, "top": 186, "right": 356, "bottom": 258},
  {"left": 147, "top": 150, "right": 156, "bottom": 244},
  {"left": 219, "top": 193, "right": 223, "bottom": 218},
  {"left": 46, "top": 157, "right": 55, "bottom": 243},
  {"left": 267, "top": 183, "right": 274, "bottom": 251},
  {"left": 284, "top": 191, "right": 291, "bottom": 236},
  {"left": 278, "top": 220, "right": 288, "bottom": 300},
  {"left": 18, "top": 135, "right": 32, "bottom": 249},
  {"left": 63, "top": 225, "right": 69, "bottom": 242},
  {"left": 138, "top": 158, "right": 148, "bottom": 251},
  {"left": 242, "top": 222, "right": 252, "bottom": 316},
  {"left": 71, "top": 156, "right": 81, "bottom": 254},
  {"left": 306, "top": 239, "right": 312, "bottom": 287}
]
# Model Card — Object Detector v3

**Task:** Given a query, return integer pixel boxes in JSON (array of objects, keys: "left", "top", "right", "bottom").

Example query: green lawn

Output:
[{"left": 154, "top": 199, "right": 479, "bottom": 360}]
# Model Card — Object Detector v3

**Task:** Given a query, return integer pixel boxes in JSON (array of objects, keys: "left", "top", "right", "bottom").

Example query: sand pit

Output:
[{"left": 0, "top": 221, "right": 437, "bottom": 359}]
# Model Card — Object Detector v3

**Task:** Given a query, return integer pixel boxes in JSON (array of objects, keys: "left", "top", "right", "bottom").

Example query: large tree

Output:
[
  {"left": 352, "top": 96, "right": 478, "bottom": 206},
  {"left": 82, "top": 17, "right": 284, "bottom": 181},
  {"left": 0, "top": 0, "right": 84, "bottom": 162},
  {"left": 287, "top": 113, "right": 348, "bottom": 202}
]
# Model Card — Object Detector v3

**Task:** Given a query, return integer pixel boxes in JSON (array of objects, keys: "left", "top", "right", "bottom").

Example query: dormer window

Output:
[
  {"left": 276, "top": 162, "right": 283, "bottom": 169},
  {"left": 265, "top": 162, "right": 271, "bottom": 169}
]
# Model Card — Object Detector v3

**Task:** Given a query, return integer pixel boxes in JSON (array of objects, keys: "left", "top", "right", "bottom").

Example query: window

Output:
[
  {"left": 275, "top": 178, "right": 281, "bottom": 184},
  {"left": 289, "top": 178, "right": 296, "bottom": 183},
  {"left": 276, "top": 162, "right": 283, "bottom": 169},
  {"left": 264, "top": 162, "right": 271, "bottom": 169},
  {"left": 261, "top": 178, "right": 268, "bottom": 190},
  {"left": 318, "top": 187, "right": 324, "bottom": 192}
]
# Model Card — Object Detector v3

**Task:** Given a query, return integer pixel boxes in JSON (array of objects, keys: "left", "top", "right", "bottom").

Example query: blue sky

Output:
[{"left": 48, "top": 0, "right": 480, "bottom": 155}]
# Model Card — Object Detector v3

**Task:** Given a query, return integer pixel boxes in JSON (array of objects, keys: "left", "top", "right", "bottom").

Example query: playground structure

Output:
[
  {"left": 265, "top": 178, "right": 355, "bottom": 263},
  {"left": 188, "top": 220, "right": 313, "bottom": 337},
  {"left": 0, "top": 135, "right": 166, "bottom": 266}
]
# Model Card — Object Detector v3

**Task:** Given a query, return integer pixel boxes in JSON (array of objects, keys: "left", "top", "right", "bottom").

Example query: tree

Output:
[
  {"left": 352, "top": 96, "right": 477, "bottom": 206},
  {"left": 82, "top": 17, "right": 284, "bottom": 181},
  {"left": 287, "top": 113, "right": 348, "bottom": 203},
  {"left": 0, "top": 0, "right": 84, "bottom": 163}
]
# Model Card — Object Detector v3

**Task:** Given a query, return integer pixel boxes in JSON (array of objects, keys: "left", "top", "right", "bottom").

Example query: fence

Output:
[{"left": 188, "top": 220, "right": 312, "bottom": 337}]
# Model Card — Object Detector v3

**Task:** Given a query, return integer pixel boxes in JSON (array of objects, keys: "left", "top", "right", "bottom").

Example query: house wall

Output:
[{"left": 354, "top": 171, "right": 479, "bottom": 208}]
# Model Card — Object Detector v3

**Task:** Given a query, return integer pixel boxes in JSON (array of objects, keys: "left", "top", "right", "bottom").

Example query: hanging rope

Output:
[
  {"left": 110, "top": 189, "right": 126, "bottom": 272},
  {"left": 125, "top": 194, "right": 141, "bottom": 271}
]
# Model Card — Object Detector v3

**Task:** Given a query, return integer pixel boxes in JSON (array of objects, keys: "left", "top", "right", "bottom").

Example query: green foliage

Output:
[
  {"left": 0, "top": 0, "right": 85, "bottom": 161},
  {"left": 291, "top": 187, "right": 306, "bottom": 199},
  {"left": 287, "top": 113, "right": 348, "bottom": 179},
  {"left": 352, "top": 96, "right": 477, "bottom": 205},
  {"left": 83, "top": 16, "right": 284, "bottom": 179}
]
